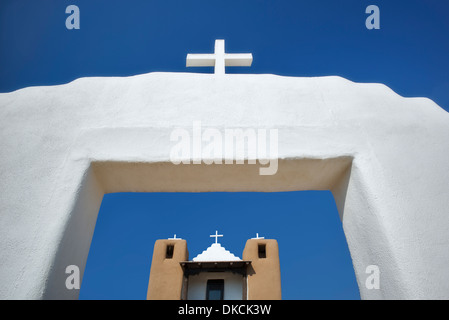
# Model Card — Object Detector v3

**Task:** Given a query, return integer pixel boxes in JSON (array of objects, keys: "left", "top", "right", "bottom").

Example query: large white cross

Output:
[
  {"left": 186, "top": 39, "right": 253, "bottom": 75},
  {"left": 210, "top": 230, "right": 223, "bottom": 244}
]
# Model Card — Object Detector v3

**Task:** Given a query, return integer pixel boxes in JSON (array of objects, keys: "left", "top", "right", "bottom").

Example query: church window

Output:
[{"left": 166, "top": 245, "right": 174, "bottom": 259}]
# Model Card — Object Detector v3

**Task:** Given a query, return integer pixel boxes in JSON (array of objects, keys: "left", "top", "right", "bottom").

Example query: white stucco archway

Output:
[{"left": 1, "top": 73, "right": 448, "bottom": 299}]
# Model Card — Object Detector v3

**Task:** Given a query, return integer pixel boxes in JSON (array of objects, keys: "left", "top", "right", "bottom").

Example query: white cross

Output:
[
  {"left": 186, "top": 39, "right": 253, "bottom": 75},
  {"left": 168, "top": 234, "right": 182, "bottom": 240},
  {"left": 252, "top": 233, "right": 264, "bottom": 239},
  {"left": 210, "top": 230, "right": 223, "bottom": 244}
]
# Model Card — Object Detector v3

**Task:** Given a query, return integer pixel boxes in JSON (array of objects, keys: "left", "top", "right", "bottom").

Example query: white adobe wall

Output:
[{"left": 0, "top": 72, "right": 448, "bottom": 299}]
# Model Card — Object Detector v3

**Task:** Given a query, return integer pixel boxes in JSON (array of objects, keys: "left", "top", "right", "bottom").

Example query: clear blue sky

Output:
[{"left": 1, "top": 0, "right": 448, "bottom": 300}]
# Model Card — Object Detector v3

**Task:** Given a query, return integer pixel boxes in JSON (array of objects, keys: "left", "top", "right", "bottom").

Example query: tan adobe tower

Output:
[
  {"left": 242, "top": 234, "right": 282, "bottom": 300},
  {"left": 146, "top": 232, "right": 281, "bottom": 300},
  {"left": 146, "top": 235, "right": 188, "bottom": 300}
]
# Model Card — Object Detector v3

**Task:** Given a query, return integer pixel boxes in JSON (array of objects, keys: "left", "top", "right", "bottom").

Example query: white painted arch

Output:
[{"left": 0, "top": 73, "right": 448, "bottom": 299}]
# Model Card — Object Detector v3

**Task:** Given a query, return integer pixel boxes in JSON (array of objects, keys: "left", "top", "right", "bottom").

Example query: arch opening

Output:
[{"left": 43, "top": 157, "right": 379, "bottom": 300}]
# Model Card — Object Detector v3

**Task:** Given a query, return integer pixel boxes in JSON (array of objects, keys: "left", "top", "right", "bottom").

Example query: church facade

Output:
[{"left": 146, "top": 233, "right": 281, "bottom": 300}]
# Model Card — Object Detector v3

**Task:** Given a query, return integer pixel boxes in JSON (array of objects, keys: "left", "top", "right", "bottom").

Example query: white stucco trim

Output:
[{"left": 193, "top": 243, "right": 241, "bottom": 262}]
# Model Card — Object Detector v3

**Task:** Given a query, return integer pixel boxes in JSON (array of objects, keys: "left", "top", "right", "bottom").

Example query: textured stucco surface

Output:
[
  {"left": 0, "top": 72, "right": 448, "bottom": 299},
  {"left": 147, "top": 239, "right": 188, "bottom": 300},
  {"left": 243, "top": 239, "right": 282, "bottom": 300}
]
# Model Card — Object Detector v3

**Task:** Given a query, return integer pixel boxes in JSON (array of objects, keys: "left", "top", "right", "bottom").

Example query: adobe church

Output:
[{"left": 147, "top": 232, "right": 281, "bottom": 300}]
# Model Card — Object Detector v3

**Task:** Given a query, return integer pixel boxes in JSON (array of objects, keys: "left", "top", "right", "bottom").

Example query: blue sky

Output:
[
  {"left": 81, "top": 191, "right": 358, "bottom": 300},
  {"left": 1, "top": 0, "right": 448, "bottom": 299}
]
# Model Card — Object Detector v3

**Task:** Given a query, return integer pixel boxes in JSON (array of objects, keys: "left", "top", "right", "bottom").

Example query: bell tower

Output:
[
  {"left": 146, "top": 236, "right": 188, "bottom": 300},
  {"left": 242, "top": 236, "right": 282, "bottom": 300}
]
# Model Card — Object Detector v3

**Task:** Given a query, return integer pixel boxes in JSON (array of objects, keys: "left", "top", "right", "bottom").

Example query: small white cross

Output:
[
  {"left": 168, "top": 234, "right": 182, "bottom": 240},
  {"left": 210, "top": 230, "right": 223, "bottom": 244},
  {"left": 252, "top": 233, "right": 264, "bottom": 239},
  {"left": 186, "top": 39, "right": 253, "bottom": 75}
]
